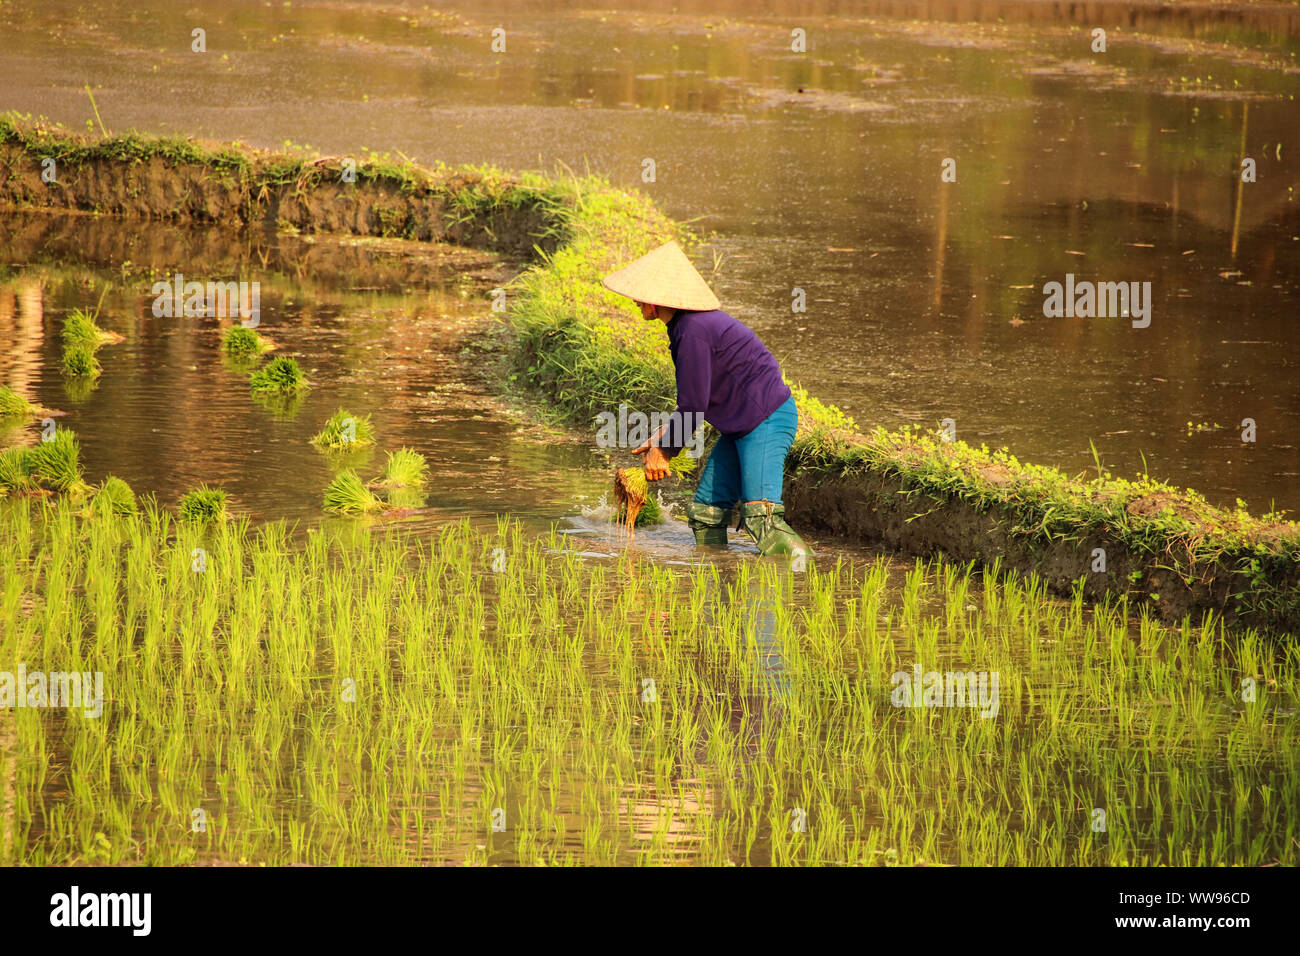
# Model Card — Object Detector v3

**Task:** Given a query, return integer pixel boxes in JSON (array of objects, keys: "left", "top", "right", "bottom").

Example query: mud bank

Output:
[
  {"left": 0, "top": 116, "right": 563, "bottom": 259},
  {"left": 784, "top": 428, "right": 1300, "bottom": 635},
  {"left": 2, "top": 115, "right": 1296, "bottom": 635}
]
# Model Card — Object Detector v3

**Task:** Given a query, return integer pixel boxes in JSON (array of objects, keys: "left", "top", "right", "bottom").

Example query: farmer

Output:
[{"left": 601, "top": 240, "right": 811, "bottom": 557}]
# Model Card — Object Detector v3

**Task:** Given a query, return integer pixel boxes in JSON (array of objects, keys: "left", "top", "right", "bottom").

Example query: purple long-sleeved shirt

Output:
[{"left": 655, "top": 309, "right": 792, "bottom": 457}]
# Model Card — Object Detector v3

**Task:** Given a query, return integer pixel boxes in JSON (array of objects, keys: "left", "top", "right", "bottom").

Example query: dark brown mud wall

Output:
[{"left": 0, "top": 146, "right": 556, "bottom": 259}]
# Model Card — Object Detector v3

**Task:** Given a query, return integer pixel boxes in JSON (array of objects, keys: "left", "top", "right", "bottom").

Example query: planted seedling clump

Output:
[
  {"left": 372, "top": 447, "right": 428, "bottom": 488},
  {"left": 312, "top": 408, "right": 376, "bottom": 450},
  {"left": 222, "top": 325, "right": 273, "bottom": 357},
  {"left": 62, "top": 344, "right": 102, "bottom": 379},
  {"left": 250, "top": 356, "right": 309, "bottom": 394},
  {"left": 0, "top": 446, "right": 35, "bottom": 495},
  {"left": 26, "top": 429, "right": 88, "bottom": 494},
  {"left": 0, "top": 385, "right": 41, "bottom": 419},
  {"left": 61, "top": 308, "right": 121, "bottom": 348},
  {"left": 178, "top": 484, "right": 229, "bottom": 522},
  {"left": 324, "top": 469, "right": 385, "bottom": 514},
  {"left": 89, "top": 475, "right": 138, "bottom": 516}
]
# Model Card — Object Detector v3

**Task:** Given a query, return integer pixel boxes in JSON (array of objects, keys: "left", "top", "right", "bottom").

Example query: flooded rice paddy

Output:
[
  {"left": 1, "top": 1, "right": 1299, "bottom": 867},
  {"left": 1, "top": 0, "right": 1296, "bottom": 511}
]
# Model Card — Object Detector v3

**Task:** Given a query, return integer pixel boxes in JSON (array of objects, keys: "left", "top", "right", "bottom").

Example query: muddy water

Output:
[
  {"left": 0, "top": 214, "right": 601, "bottom": 523},
  {"left": 0, "top": 0, "right": 1298, "bottom": 515}
]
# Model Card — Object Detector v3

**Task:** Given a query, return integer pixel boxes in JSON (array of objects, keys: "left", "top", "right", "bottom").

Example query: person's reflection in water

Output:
[{"left": 695, "top": 563, "right": 791, "bottom": 767}]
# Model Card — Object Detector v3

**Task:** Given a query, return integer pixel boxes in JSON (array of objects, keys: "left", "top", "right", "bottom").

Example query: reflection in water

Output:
[{"left": 0, "top": 213, "right": 610, "bottom": 529}]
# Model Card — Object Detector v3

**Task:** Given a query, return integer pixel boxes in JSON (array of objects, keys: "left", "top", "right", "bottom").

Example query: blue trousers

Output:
[{"left": 693, "top": 396, "right": 798, "bottom": 507}]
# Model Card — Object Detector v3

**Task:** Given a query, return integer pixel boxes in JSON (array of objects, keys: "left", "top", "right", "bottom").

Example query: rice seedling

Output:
[
  {"left": 323, "top": 469, "right": 385, "bottom": 514},
  {"left": 177, "top": 484, "right": 228, "bottom": 522},
  {"left": 312, "top": 409, "right": 376, "bottom": 451},
  {"left": 61, "top": 308, "right": 121, "bottom": 348},
  {"left": 0, "top": 490, "right": 1296, "bottom": 868},
  {"left": 0, "top": 385, "right": 41, "bottom": 419},
  {"left": 221, "top": 325, "right": 273, "bottom": 357},
  {"left": 88, "top": 475, "right": 137, "bottom": 516},
  {"left": 61, "top": 344, "right": 102, "bottom": 379},
  {"left": 370, "top": 447, "right": 428, "bottom": 488},
  {"left": 249, "top": 356, "right": 309, "bottom": 394},
  {"left": 0, "top": 445, "right": 35, "bottom": 494},
  {"left": 25, "top": 429, "right": 87, "bottom": 494},
  {"left": 613, "top": 466, "right": 661, "bottom": 533}
]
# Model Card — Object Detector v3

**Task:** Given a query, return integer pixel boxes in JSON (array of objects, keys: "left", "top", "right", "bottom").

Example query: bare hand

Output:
[{"left": 641, "top": 446, "right": 670, "bottom": 482}]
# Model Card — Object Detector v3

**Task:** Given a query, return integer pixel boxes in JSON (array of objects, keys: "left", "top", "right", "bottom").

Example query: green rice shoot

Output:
[
  {"left": 61, "top": 344, "right": 102, "bottom": 378},
  {"left": 372, "top": 447, "right": 428, "bottom": 488},
  {"left": 90, "top": 475, "right": 138, "bottom": 516},
  {"left": 0, "top": 385, "right": 39, "bottom": 419},
  {"left": 222, "top": 325, "right": 272, "bottom": 357},
  {"left": 177, "top": 485, "right": 229, "bottom": 523},
  {"left": 25, "top": 429, "right": 86, "bottom": 493},
  {"left": 249, "top": 356, "right": 309, "bottom": 394},
  {"left": 61, "top": 308, "right": 118, "bottom": 348},
  {"left": 312, "top": 408, "right": 376, "bottom": 450},
  {"left": 324, "top": 469, "right": 385, "bottom": 514}
]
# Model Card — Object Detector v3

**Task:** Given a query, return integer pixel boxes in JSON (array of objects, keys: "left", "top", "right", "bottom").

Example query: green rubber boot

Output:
[
  {"left": 686, "top": 502, "right": 732, "bottom": 548},
  {"left": 738, "top": 500, "right": 811, "bottom": 557}
]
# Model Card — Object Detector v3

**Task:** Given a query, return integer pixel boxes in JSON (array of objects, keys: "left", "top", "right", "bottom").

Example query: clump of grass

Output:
[
  {"left": 0, "top": 385, "right": 40, "bottom": 419},
  {"left": 324, "top": 469, "right": 385, "bottom": 514},
  {"left": 371, "top": 447, "right": 428, "bottom": 488},
  {"left": 178, "top": 485, "right": 228, "bottom": 523},
  {"left": 249, "top": 356, "right": 308, "bottom": 394},
  {"left": 61, "top": 344, "right": 102, "bottom": 378},
  {"left": 312, "top": 409, "right": 375, "bottom": 450},
  {"left": 222, "top": 325, "right": 272, "bottom": 357},
  {"left": 61, "top": 308, "right": 119, "bottom": 348},
  {"left": 26, "top": 429, "right": 85, "bottom": 493},
  {"left": 90, "top": 475, "right": 137, "bottom": 516}
]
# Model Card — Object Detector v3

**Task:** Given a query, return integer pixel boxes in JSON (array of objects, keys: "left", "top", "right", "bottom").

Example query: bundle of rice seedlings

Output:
[
  {"left": 666, "top": 449, "right": 697, "bottom": 477},
  {"left": 324, "top": 469, "right": 384, "bottom": 514},
  {"left": 249, "top": 356, "right": 309, "bottom": 394},
  {"left": 178, "top": 485, "right": 229, "bottom": 523},
  {"left": 222, "top": 325, "right": 272, "bottom": 357},
  {"left": 0, "top": 446, "right": 35, "bottom": 495},
  {"left": 312, "top": 409, "right": 376, "bottom": 450},
  {"left": 613, "top": 466, "right": 662, "bottom": 536},
  {"left": 371, "top": 447, "right": 428, "bottom": 488},
  {"left": 62, "top": 344, "right": 102, "bottom": 378},
  {"left": 61, "top": 309, "right": 120, "bottom": 348},
  {"left": 27, "top": 430, "right": 84, "bottom": 492},
  {"left": 0, "top": 386, "right": 39, "bottom": 419},
  {"left": 90, "top": 475, "right": 137, "bottom": 516}
]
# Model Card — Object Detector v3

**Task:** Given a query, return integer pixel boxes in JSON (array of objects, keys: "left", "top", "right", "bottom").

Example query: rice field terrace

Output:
[
  {"left": 1, "top": 1, "right": 1298, "bottom": 878},
  {"left": 1, "top": 496, "right": 1297, "bottom": 867}
]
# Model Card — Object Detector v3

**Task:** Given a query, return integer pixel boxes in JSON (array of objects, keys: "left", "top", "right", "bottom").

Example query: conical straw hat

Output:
[{"left": 602, "top": 241, "right": 720, "bottom": 312}]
